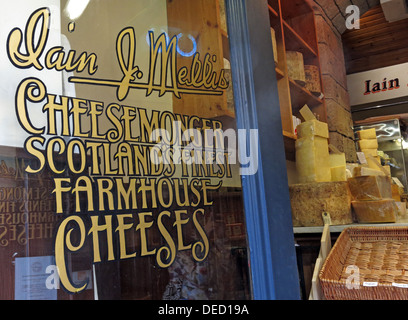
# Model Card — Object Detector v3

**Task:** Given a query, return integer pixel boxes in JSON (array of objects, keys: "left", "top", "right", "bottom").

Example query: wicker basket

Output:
[{"left": 319, "top": 226, "right": 408, "bottom": 300}]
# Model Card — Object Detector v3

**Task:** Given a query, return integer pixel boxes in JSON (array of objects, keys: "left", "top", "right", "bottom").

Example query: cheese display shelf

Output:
[
  {"left": 290, "top": 124, "right": 408, "bottom": 232},
  {"left": 290, "top": 122, "right": 408, "bottom": 299},
  {"left": 294, "top": 219, "right": 408, "bottom": 234},
  {"left": 268, "top": 0, "right": 326, "bottom": 159}
]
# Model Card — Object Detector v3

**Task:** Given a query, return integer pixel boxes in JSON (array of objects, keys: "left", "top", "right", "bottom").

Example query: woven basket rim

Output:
[
  {"left": 319, "top": 226, "right": 408, "bottom": 281},
  {"left": 319, "top": 226, "right": 408, "bottom": 299}
]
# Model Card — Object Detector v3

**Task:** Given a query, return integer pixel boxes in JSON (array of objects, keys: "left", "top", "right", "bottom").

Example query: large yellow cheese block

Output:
[
  {"left": 329, "top": 153, "right": 346, "bottom": 167},
  {"left": 351, "top": 199, "right": 397, "bottom": 223},
  {"left": 331, "top": 166, "right": 347, "bottom": 181},
  {"left": 299, "top": 104, "right": 315, "bottom": 121},
  {"left": 357, "top": 128, "right": 377, "bottom": 140},
  {"left": 296, "top": 119, "right": 329, "bottom": 139},
  {"left": 296, "top": 136, "right": 331, "bottom": 183},
  {"left": 358, "top": 139, "right": 378, "bottom": 150},
  {"left": 289, "top": 181, "right": 353, "bottom": 226},
  {"left": 330, "top": 151, "right": 347, "bottom": 182},
  {"left": 348, "top": 175, "right": 392, "bottom": 201}
]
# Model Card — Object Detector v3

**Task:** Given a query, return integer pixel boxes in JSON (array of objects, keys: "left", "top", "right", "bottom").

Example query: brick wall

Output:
[{"left": 306, "top": 0, "right": 379, "bottom": 162}]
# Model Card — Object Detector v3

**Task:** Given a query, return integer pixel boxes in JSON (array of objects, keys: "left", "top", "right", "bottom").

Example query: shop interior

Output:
[{"left": 269, "top": 0, "right": 408, "bottom": 299}]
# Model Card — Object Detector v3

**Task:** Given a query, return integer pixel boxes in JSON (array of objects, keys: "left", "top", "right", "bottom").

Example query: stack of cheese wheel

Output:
[
  {"left": 357, "top": 128, "right": 380, "bottom": 170},
  {"left": 348, "top": 174, "right": 397, "bottom": 223}
]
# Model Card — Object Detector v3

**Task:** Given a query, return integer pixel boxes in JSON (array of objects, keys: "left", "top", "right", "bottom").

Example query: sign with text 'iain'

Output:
[{"left": 347, "top": 62, "right": 408, "bottom": 106}]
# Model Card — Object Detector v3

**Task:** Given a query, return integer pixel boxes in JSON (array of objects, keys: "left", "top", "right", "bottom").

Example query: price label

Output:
[
  {"left": 363, "top": 282, "right": 378, "bottom": 287},
  {"left": 356, "top": 152, "right": 367, "bottom": 164},
  {"left": 392, "top": 283, "right": 408, "bottom": 288}
]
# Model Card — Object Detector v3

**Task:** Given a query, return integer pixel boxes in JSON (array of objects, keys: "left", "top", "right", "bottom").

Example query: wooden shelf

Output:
[
  {"left": 275, "top": 67, "right": 284, "bottom": 78},
  {"left": 294, "top": 218, "right": 408, "bottom": 234},
  {"left": 283, "top": 130, "right": 296, "bottom": 140},
  {"left": 282, "top": 20, "right": 317, "bottom": 58},
  {"left": 267, "top": 0, "right": 326, "bottom": 159},
  {"left": 283, "top": 131, "right": 296, "bottom": 161},
  {"left": 289, "top": 77, "right": 323, "bottom": 108},
  {"left": 267, "top": 0, "right": 280, "bottom": 16},
  {"left": 268, "top": 4, "right": 279, "bottom": 18}
]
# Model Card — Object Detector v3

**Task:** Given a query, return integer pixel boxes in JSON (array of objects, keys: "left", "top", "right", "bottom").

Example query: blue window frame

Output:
[{"left": 225, "top": 0, "right": 300, "bottom": 299}]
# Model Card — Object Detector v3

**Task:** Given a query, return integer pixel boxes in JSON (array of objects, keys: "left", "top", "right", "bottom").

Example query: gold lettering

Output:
[
  {"left": 89, "top": 100, "right": 105, "bottom": 139},
  {"left": 191, "top": 208, "right": 209, "bottom": 262},
  {"left": 97, "top": 178, "right": 114, "bottom": 211},
  {"left": 7, "top": 7, "right": 97, "bottom": 74},
  {"left": 173, "top": 178, "right": 190, "bottom": 207},
  {"left": 55, "top": 215, "right": 88, "bottom": 293},
  {"left": 70, "top": 98, "right": 89, "bottom": 137},
  {"left": 16, "top": 78, "right": 46, "bottom": 134},
  {"left": 138, "top": 178, "right": 157, "bottom": 209},
  {"left": 43, "top": 95, "right": 70, "bottom": 136},
  {"left": 115, "top": 142, "right": 134, "bottom": 175},
  {"left": 115, "top": 214, "right": 136, "bottom": 259},
  {"left": 86, "top": 141, "right": 102, "bottom": 175},
  {"left": 25, "top": 136, "right": 46, "bottom": 173},
  {"left": 157, "top": 178, "right": 173, "bottom": 208},
  {"left": 72, "top": 176, "right": 94, "bottom": 212},
  {"left": 116, "top": 178, "right": 137, "bottom": 210},
  {"left": 156, "top": 211, "right": 176, "bottom": 268},
  {"left": 7, "top": 8, "right": 49, "bottom": 70},
  {"left": 116, "top": 28, "right": 141, "bottom": 101},
  {"left": 88, "top": 215, "right": 114, "bottom": 263},
  {"left": 173, "top": 210, "right": 191, "bottom": 251},
  {"left": 136, "top": 212, "right": 156, "bottom": 256},
  {"left": 52, "top": 178, "right": 71, "bottom": 214},
  {"left": 138, "top": 108, "right": 159, "bottom": 143},
  {"left": 106, "top": 104, "right": 123, "bottom": 143},
  {"left": 147, "top": 32, "right": 179, "bottom": 98},
  {"left": 45, "top": 47, "right": 97, "bottom": 74},
  {"left": 46, "top": 137, "right": 65, "bottom": 174},
  {"left": 67, "top": 140, "right": 86, "bottom": 174}
]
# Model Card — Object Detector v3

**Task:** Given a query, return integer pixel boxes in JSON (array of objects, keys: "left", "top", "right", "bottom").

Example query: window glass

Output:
[{"left": 0, "top": 0, "right": 252, "bottom": 300}]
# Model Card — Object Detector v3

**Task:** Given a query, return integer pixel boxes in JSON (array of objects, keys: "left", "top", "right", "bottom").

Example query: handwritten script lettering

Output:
[{"left": 7, "top": 7, "right": 228, "bottom": 101}]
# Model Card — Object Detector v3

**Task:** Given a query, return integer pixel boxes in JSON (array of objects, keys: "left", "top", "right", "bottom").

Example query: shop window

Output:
[{"left": 0, "top": 0, "right": 252, "bottom": 300}]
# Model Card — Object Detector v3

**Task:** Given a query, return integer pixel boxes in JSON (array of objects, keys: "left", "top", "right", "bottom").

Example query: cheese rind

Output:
[
  {"left": 296, "top": 136, "right": 331, "bottom": 183},
  {"left": 357, "top": 128, "right": 377, "bottom": 140},
  {"left": 348, "top": 175, "right": 392, "bottom": 201},
  {"left": 396, "top": 202, "right": 407, "bottom": 217},
  {"left": 351, "top": 199, "right": 397, "bottom": 223},
  {"left": 289, "top": 181, "right": 353, "bottom": 226}
]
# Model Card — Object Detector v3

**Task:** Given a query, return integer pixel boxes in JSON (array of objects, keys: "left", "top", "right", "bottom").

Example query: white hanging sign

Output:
[{"left": 347, "top": 62, "right": 408, "bottom": 106}]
